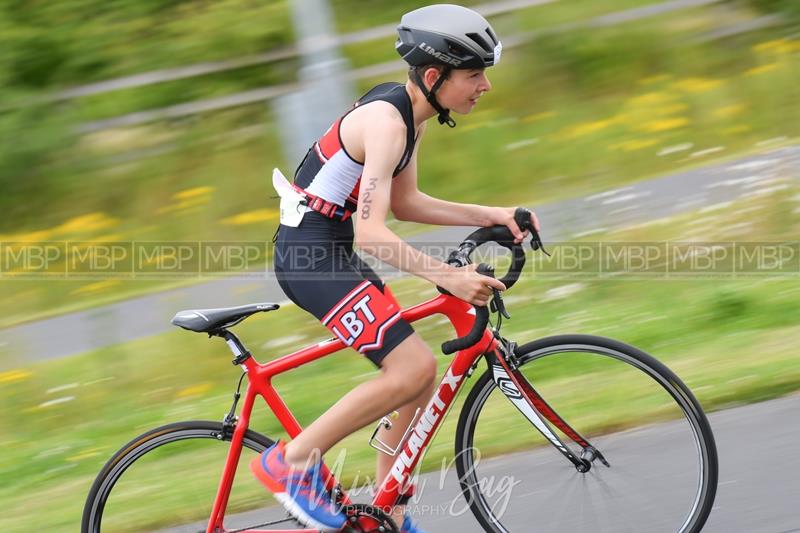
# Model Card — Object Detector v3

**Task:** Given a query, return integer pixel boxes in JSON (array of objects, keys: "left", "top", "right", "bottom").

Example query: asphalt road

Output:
[
  {"left": 1, "top": 144, "right": 798, "bottom": 369},
  {"left": 158, "top": 393, "right": 800, "bottom": 533}
]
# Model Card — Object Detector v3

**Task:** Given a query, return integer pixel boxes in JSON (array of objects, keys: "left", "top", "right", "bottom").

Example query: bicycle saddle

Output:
[{"left": 171, "top": 303, "right": 280, "bottom": 333}]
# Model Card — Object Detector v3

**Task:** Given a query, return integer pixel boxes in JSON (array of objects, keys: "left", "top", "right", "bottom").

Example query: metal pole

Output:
[{"left": 272, "top": 0, "right": 356, "bottom": 167}]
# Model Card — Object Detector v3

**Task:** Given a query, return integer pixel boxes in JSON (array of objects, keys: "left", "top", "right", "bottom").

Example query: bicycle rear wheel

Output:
[
  {"left": 81, "top": 420, "right": 275, "bottom": 533},
  {"left": 455, "top": 334, "right": 718, "bottom": 533}
]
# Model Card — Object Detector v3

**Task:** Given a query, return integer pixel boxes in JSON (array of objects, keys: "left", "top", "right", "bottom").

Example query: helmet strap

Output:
[{"left": 412, "top": 67, "right": 456, "bottom": 128}]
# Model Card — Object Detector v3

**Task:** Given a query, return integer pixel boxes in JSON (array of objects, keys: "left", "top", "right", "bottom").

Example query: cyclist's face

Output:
[{"left": 439, "top": 68, "right": 492, "bottom": 114}]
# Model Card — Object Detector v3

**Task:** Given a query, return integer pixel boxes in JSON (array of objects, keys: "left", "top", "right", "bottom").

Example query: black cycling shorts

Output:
[{"left": 273, "top": 211, "right": 415, "bottom": 367}]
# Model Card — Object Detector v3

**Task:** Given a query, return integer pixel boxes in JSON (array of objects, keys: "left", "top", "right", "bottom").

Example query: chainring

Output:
[{"left": 342, "top": 503, "right": 399, "bottom": 533}]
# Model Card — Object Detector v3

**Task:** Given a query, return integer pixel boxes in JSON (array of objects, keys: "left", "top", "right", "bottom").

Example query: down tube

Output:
[{"left": 373, "top": 336, "right": 489, "bottom": 510}]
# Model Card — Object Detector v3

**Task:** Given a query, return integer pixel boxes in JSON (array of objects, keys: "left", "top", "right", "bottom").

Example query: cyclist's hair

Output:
[{"left": 409, "top": 64, "right": 451, "bottom": 84}]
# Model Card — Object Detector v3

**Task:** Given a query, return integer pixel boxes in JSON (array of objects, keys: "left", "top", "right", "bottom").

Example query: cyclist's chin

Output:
[{"left": 451, "top": 102, "right": 476, "bottom": 115}]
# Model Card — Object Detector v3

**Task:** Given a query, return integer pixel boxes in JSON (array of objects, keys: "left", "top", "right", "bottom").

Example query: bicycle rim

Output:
[
  {"left": 455, "top": 335, "right": 718, "bottom": 533},
  {"left": 81, "top": 420, "right": 274, "bottom": 533}
]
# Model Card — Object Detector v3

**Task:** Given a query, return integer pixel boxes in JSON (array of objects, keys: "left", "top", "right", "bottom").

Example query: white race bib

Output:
[{"left": 272, "top": 168, "right": 309, "bottom": 227}]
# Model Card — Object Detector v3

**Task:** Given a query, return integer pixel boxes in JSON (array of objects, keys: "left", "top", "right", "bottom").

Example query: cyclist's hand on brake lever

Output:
[
  {"left": 487, "top": 206, "right": 541, "bottom": 244},
  {"left": 438, "top": 264, "right": 506, "bottom": 307}
]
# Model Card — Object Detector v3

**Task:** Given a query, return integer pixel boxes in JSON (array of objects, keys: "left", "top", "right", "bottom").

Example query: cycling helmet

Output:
[{"left": 396, "top": 4, "right": 502, "bottom": 127}]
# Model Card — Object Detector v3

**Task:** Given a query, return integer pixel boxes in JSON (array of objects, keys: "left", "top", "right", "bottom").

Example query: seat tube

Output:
[
  {"left": 206, "top": 382, "right": 257, "bottom": 533},
  {"left": 372, "top": 342, "right": 482, "bottom": 511}
]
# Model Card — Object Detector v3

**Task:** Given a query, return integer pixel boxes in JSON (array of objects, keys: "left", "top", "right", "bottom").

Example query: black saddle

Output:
[{"left": 171, "top": 303, "right": 280, "bottom": 333}]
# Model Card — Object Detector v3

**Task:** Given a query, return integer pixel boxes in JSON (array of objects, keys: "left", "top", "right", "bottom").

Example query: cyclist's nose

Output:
[{"left": 481, "top": 72, "right": 492, "bottom": 93}]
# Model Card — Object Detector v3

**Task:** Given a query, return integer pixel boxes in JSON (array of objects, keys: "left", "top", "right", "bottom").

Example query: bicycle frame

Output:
[
  {"left": 206, "top": 289, "right": 593, "bottom": 533},
  {"left": 202, "top": 290, "right": 492, "bottom": 532}
]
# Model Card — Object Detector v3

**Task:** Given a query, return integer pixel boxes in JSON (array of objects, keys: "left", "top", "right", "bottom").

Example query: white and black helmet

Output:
[{"left": 395, "top": 4, "right": 502, "bottom": 127}]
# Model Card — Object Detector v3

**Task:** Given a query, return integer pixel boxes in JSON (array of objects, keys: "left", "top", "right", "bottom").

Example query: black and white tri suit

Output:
[{"left": 274, "top": 82, "right": 418, "bottom": 367}]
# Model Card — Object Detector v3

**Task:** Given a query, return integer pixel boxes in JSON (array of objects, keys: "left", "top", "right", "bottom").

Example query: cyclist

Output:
[{"left": 251, "top": 4, "right": 540, "bottom": 531}]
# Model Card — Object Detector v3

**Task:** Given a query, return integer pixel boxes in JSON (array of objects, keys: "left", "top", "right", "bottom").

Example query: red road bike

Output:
[{"left": 82, "top": 210, "right": 718, "bottom": 533}]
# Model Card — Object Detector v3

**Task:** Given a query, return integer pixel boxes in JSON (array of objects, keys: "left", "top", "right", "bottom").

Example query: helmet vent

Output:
[
  {"left": 466, "top": 32, "right": 491, "bottom": 54},
  {"left": 445, "top": 40, "right": 469, "bottom": 59},
  {"left": 485, "top": 27, "right": 498, "bottom": 46}
]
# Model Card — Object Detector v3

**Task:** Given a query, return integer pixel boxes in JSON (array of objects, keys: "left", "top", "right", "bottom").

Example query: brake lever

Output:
[
  {"left": 530, "top": 232, "right": 551, "bottom": 256},
  {"left": 513, "top": 207, "right": 551, "bottom": 257},
  {"left": 490, "top": 290, "right": 510, "bottom": 319}
]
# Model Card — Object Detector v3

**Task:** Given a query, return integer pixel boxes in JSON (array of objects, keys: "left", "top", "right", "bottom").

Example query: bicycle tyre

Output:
[
  {"left": 454, "top": 334, "right": 718, "bottom": 533},
  {"left": 81, "top": 420, "right": 274, "bottom": 533}
]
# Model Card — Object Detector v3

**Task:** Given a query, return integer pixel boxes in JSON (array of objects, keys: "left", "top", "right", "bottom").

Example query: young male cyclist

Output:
[{"left": 251, "top": 4, "right": 540, "bottom": 531}]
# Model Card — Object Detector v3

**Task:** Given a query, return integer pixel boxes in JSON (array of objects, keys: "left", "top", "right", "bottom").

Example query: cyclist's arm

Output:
[
  {"left": 355, "top": 115, "right": 456, "bottom": 286},
  {"left": 390, "top": 127, "right": 537, "bottom": 238}
]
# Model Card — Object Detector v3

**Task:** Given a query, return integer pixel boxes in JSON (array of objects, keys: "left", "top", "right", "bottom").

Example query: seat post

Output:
[{"left": 211, "top": 329, "right": 251, "bottom": 366}]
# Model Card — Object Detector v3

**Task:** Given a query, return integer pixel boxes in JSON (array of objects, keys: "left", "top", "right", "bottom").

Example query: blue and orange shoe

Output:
[
  {"left": 400, "top": 514, "right": 428, "bottom": 533},
  {"left": 250, "top": 441, "right": 346, "bottom": 532}
]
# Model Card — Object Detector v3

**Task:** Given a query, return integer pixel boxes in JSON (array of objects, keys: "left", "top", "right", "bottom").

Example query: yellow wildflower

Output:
[
  {"left": 637, "top": 118, "right": 689, "bottom": 133},
  {"left": 672, "top": 78, "right": 724, "bottom": 93},
  {"left": 721, "top": 125, "right": 751, "bottom": 135},
  {"left": 559, "top": 118, "right": 617, "bottom": 140},
  {"left": 628, "top": 92, "right": 673, "bottom": 106},
  {"left": 0, "top": 369, "right": 33, "bottom": 384},
  {"left": 745, "top": 63, "right": 779, "bottom": 76},
  {"left": 57, "top": 213, "right": 119, "bottom": 235},
  {"left": 752, "top": 39, "right": 796, "bottom": 55},
  {"left": 657, "top": 103, "right": 689, "bottom": 116},
  {"left": 610, "top": 139, "right": 659, "bottom": 152},
  {"left": 71, "top": 280, "right": 121, "bottom": 295},
  {"left": 522, "top": 111, "right": 556, "bottom": 123},
  {"left": 176, "top": 383, "right": 213, "bottom": 398},
  {"left": 6, "top": 229, "right": 54, "bottom": 242},
  {"left": 157, "top": 196, "right": 210, "bottom": 215},
  {"left": 713, "top": 104, "right": 747, "bottom": 118},
  {"left": 220, "top": 209, "right": 278, "bottom": 226},
  {"left": 174, "top": 187, "right": 215, "bottom": 200}
]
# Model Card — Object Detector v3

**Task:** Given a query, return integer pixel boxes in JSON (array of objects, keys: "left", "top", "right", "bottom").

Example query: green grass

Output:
[
  {"left": 2, "top": 19, "right": 798, "bottom": 328},
  {"left": 2, "top": 184, "right": 800, "bottom": 531}
]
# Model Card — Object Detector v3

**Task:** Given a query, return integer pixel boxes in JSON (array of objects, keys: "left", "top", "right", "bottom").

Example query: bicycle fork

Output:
[{"left": 484, "top": 342, "right": 609, "bottom": 473}]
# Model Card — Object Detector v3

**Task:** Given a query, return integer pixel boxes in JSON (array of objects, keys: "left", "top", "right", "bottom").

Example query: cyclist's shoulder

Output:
[
  {"left": 350, "top": 83, "right": 410, "bottom": 127},
  {"left": 344, "top": 100, "right": 407, "bottom": 139}
]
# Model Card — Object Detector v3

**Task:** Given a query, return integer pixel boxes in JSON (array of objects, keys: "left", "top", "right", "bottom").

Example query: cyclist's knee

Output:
[{"left": 380, "top": 335, "right": 436, "bottom": 400}]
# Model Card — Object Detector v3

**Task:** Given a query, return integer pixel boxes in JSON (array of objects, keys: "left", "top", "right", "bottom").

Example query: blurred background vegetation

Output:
[
  {"left": 0, "top": 0, "right": 798, "bottom": 324},
  {"left": 1, "top": 0, "right": 799, "bottom": 530}
]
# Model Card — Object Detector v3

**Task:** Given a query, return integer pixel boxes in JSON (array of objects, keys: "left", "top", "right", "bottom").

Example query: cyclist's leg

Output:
[
  {"left": 275, "top": 227, "right": 438, "bottom": 467},
  {"left": 283, "top": 333, "right": 437, "bottom": 467},
  {"left": 345, "top": 253, "right": 437, "bottom": 516},
  {"left": 374, "top": 363, "right": 437, "bottom": 526}
]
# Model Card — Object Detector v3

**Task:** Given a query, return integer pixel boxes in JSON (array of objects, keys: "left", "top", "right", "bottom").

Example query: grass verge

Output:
[{"left": 2, "top": 184, "right": 800, "bottom": 531}]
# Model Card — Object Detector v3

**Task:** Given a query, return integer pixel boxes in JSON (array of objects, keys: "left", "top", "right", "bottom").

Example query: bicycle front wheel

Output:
[
  {"left": 455, "top": 334, "right": 718, "bottom": 533},
  {"left": 81, "top": 420, "right": 274, "bottom": 533}
]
